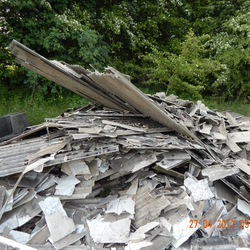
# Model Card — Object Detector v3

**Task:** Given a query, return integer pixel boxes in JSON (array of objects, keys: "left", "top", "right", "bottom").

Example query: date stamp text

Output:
[{"left": 190, "top": 219, "right": 249, "bottom": 229}]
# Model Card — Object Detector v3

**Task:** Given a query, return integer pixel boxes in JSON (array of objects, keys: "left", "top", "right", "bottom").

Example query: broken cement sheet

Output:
[
  {"left": 84, "top": 159, "right": 99, "bottom": 180},
  {"left": 235, "top": 159, "right": 250, "bottom": 176},
  {"left": 0, "top": 235, "right": 37, "bottom": 250},
  {"left": 149, "top": 186, "right": 183, "bottom": 198},
  {"left": 27, "top": 142, "right": 67, "bottom": 162},
  {"left": 190, "top": 200, "right": 205, "bottom": 221},
  {"left": 184, "top": 176, "right": 214, "bottom": 202},
  {"left": 0, "top": 186, "right": 11, "bottom": 212},
  {"left": 158, "top": 217, "right": 172, "bottom": 233},
  {"left": 46, "top": 211, "right": 76, "bottom": 244},
  {"left": 125, "top": 241, "right": 153, "bottom": 250},
  {"left": 106, "top": 196, "right": 135, "bottom": 215},
  {"left": 8, "top": 230, "right": 31, "bottom": 244},
  {"left": 162, "top": 190, "right": 194, "bottom": 213},
  {"left": 131, "top": 153, "right": 157, "bottom": 173},
  {"left": 54, "top": 175, "right": 80, "bottom": 196},
  {"left": 39, "top": 196, "right": 66, "bottom": 216},
  {"left": 24, "top": 155, "right": 55, "bottom": 174},
  {"left": 237, "top": 198, "right": 250, "bottom": 217},
  {"left": 218, "top": 205, "right": 245, "bottom": 238},
  {"left": 52, "top": 228, "right": 86, "bottom": 250},
  {"left": 60, "top": 179, "right": 95, "bottom": 200},
  {"left": 111, "top": 152, "right": 157, "bottom": 175},
  {"left": 27, "top": 224, "right": 50, "bottom": 245},
  {"left": 0, "top": 195, "right": 43, "bottom": 233},
  {"left": 87, "top": 213, "right": 131, "bottom": 243},
  {"left": 78, "top": 127, "right": 102, "bottom": 134},
  {"left": 226, "top": 111, "right": 239, "bottom": 126},
  {"left": 132, "top": 185, "right": 170, "bottom": 227},
  {"left": 39, "top": 197, "right": 76, "bottom": 243},
  {"left": 201, "top": 165, "right": 240, "bottom": 181},
  {"left": 199, "top": 124, "right": 213, "bottom": 135},
  {"left": 126, "top": 178, "right": 138, "bottom": 195},
  {"left": 155, "top": 150, "right": 190, "bottom": 171},
  {"left": 199, "top": 200, "right": 225, "bottom": 238},
  {"left": 35, "top": 174, "right": 56, "bottom": 193},
  {"left": 102, "top": 120, "right": 147, "bottom": 132},
  {"left": 61, "top": 160, "right": 91, "bottom": 176},
  {"left": 0, "top": 155, "right": 55, "bottom": 219},
  {"left": 1, "top": 107, "right": 250, "bottom": 249},
  {"left": 228, "top": 131, "right": 250, "bottom": 143},
  {"left": 12, "top": 188, "right": 36, "bottom": 209},
  {"left": 140, "top": 235, "right": 172, "bottom": 250},
  {"left": 215, "top": 181, "right": 236, "bottom": 204},
  {"left": 129, "top": 221, "right": 159, "bottom": 242},
  {"left": 163, "top": 203, "right": 190, "bottom": 227},
  {"left": 172, "top": 216, "right": 198, "bottom": 248}
]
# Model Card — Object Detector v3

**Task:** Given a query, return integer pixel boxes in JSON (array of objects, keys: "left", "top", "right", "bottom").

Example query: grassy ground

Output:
[
  {"left": 0, "top": 91, "right": 88, "bottom": 125},
  {"left": 203, "top": 98, "right": 250, "bottom": 117},
  {"left": 0, "top": 88, "right": 249, "bottom": 126}
]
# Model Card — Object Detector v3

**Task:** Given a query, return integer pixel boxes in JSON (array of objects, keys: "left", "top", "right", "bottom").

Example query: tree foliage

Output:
[
  {"left": 1, "top": 0, "right": 250, "bottom": 102},
  {"left": 142, "top": 30, "right": 224, "bottom": 100},
  {"left": 0, "top": 0, "right": 109, "bottom": 99},
  {"left": 208, "top": 0, "right": 250, "bottom": 100}
]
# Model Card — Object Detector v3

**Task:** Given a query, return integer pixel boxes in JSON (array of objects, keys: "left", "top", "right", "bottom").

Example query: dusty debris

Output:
[{"left": 0, "top": 40, "right": 250, "bottom": 249}]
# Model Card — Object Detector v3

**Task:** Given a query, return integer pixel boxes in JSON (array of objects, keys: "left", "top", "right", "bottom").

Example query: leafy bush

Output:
[
  {"left": 209, "top": 1, "right": 250, "bottom": 100},
  {"left": 2, "top": 0, "right": 250, "bottom": 105},
  {"left": 0, "top": 0, "right": 110, "bottom": 100},
  {"left": 142, "top": 30, "right": 224, "bottom": 100}
]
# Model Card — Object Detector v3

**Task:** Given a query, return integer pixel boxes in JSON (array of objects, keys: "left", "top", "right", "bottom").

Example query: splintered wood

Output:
[{"left": 1, "top": 40, "right": 250, "bottom": 249}]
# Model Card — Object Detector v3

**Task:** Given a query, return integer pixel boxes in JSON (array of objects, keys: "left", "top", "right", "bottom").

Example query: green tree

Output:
[
  {"left": 0, "top": 0, "right": 110, "bottom": 100},
  {"left": 2, "top": 0, "right": 249, "bottom": 103},
  {"left": 208, "top": 0, "right": 250, "bottom": 100},
  {"left": 142, "top": 30, "right": 224, "bottom": 100},
  {"left": 87, "top": 0, "right": 193, "bottom": 79}
]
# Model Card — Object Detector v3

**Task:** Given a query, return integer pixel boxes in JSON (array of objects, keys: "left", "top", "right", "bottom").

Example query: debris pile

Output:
[{"left": 0, "top": 40, "right": 250, "bottom": 249}]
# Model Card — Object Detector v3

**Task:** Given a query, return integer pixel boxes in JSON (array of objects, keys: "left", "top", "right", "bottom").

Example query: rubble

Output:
[{"left": 0, "top": 40, "right": 250, "bottom": 249}]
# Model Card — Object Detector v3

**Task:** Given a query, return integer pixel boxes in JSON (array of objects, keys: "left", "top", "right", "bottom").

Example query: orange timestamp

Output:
[{"left": 190, "top": 219, "right": 250, "bottom": 229}]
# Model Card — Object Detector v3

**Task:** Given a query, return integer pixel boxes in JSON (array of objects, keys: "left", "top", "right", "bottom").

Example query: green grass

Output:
[
  {"left": 203, "top": 98, "right": 250, "bottom": 117},
  {"left": 0, "top": 91, "right": 88, "bottom": 125}
]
